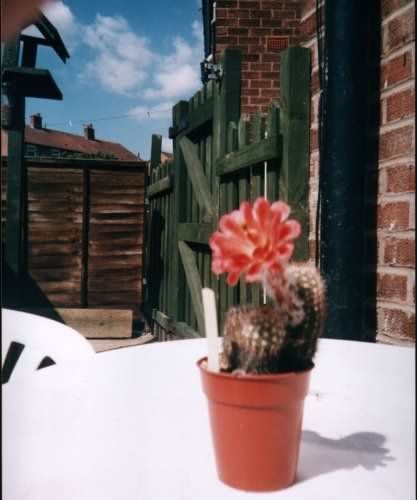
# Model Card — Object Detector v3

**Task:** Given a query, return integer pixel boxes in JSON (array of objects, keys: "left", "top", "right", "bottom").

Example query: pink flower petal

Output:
[
  {"left": 240, "top": 201, "right": 254, "bottom": 226},
  {"left": 277, "top": 220, "right": 301, "bottom": 242},
  {"left": 219, "top": 213, "right": 247, "bottom": 240},
  {"left": 227, "top": 272, "right": 240, "bottom": 286},
  {"left": 271, "top": 201, "right": 291, "bottom": 222},
  {"left": 253, "top": 197, "right": 271, "bottom": 233},
  {"left": 276, "top": 243, "right": 294, "bottom": 261}
]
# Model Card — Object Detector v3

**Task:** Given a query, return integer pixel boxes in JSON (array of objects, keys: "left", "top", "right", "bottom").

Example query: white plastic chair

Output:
[{"left": 1, "top": 308, "right": 95, "bottom": 384}]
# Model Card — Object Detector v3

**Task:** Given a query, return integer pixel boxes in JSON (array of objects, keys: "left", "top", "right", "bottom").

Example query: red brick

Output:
[
  {"left": 235, "top": 9, "right": 250, "bottom": 18},
  {"left": 382, "top": 0, "right": 413, "bottom": 18},
  {"left": 377, "top": 201, "right": 410, "bottom": 230},
  {"left": 248, "top": 44, "right": 266, "bottom": 53},
  {"left": 380, "top": 307, "right": 415, "bottom": 340},
  {"left": 242, "top": 53, "right": 260, "bottom": 62},
  {"left": 299, "top": 12, "right": 316, "bottom": 38},
  {"left": 262, "top": 53, "right": 280, "bottom": 62},
  {"left": 242, "top": 71, "right": 261, "bottom": 80},
  {"left": 250, "top": 62, "right": 272, "bottom": 71},
  {"left": 216, "top": 8, "right": 229, "bottom": 18},
  {"left": 386, "top": 89, "right": 415, "bottom": 121},
  {"left": 386, "top": 164, "right": 415, "bottom": 193},
  {"left": 250, "top": 79, "right": 273, "bottom": 89},
  {"left": 217, "top": 18, "right": 239, "bottom": 27},
  {"left": 238, "top": 36, "right": 261, "bottom": 45},
  {"left": 242, "top": 88, "right": 260, "bottom": 97},
  {"left": 250, "top": 96, "right": 272, "bottom": 105},
  {"left": 249, "top": 27, "right": 273, "bottom": 36},
  {"left": 277, "top": 9, "right": 297, "bottom": 19},
  {"left": 261, "top": 71, "right": 279, "bottom": 79},
  {"left": 284, "top": 19, "right": 301, "bottom": 28},
  {"left": 384, "top": 7, "right": 415, "bottom": 54},
  {"left": 261, "top": 18, "right": 284, "bottom": 28},
  {"left": 240, "top": 1, "right": 261, "bottom": 8},
  {"left": 216, "top": 36, "right": 238, "bottom": 45},
  {"left": 250, "top": 9, "right": 271, "bottom": 19},
  {"left": 381, "top": 51, "right": 413, "bottom": 88},
  {"left": 239, "top": 18, "right": 261, "bottom": 27},
  {"left": 260, "top": 88, "right": 279, "bottom": 98},
  {"left": 311, "top": 70, "right": 320, "bottom": 94},
  {"left": 216, "top": 0, "right": 238, "bottom": 7},
  {"left": 377, "top": 273, "right": 408, "bottom": 301},
  {"left": 384, "top": 237, "right": 415, "bottom": 267},
  {"left": 229, "top": 27, "right": 250, "bottom": 35},
  {"left": 216, "top": 26, "right": 228, "bottom": 36},
  {"left": 379, "top": 125, "right": 414, "bottom": 160},
  {"left": 263, "top": 1, "right": 284, "bottom": 8}
]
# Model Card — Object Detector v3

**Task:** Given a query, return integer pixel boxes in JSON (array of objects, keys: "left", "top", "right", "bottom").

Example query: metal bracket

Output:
[{"left": 202, "top": 61, "right": 223, "bottom": 82}]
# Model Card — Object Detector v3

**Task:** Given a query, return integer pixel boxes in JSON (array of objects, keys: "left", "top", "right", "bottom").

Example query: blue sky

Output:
[{"left": 25, "top": 0, "right": 204, "bottom": 159}]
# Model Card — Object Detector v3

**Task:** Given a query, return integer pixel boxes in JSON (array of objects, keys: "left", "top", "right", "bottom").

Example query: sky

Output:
[{"left": 24, "top": 0, "right": 205, "bottom": 160}]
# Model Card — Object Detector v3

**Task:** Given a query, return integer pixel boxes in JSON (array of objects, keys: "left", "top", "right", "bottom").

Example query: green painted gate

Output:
[{"left": 143, "top": 47, "right": 310, "bottom": 340}]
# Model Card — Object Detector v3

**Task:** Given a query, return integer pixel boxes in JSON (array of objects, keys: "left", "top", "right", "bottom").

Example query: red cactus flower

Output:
[{"left": 209, "top": 197, "right": 301, "bottom": 286}]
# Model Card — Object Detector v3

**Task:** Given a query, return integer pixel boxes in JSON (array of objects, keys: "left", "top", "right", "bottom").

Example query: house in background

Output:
[{"left": 1, "top": 113, "right": 138, "bottom": 161}]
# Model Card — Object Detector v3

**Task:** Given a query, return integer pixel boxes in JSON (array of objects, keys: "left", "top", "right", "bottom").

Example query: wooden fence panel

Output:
[
  {"left": 88, "top": 169, "right": 144, "bottom": 316},
  {"left": 144, "top": 47, "right": 310, "bottom": 340},
  {"left": 27, "top": 167, "right": 83, "bottom": 306},
  {"left": 2, "top": 158, "right": 145, "bottom": 316}
]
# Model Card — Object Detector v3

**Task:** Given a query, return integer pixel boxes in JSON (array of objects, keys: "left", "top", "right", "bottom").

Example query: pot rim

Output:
[{"left": 197, "top": 356, "right": 314, "bottom": 381}]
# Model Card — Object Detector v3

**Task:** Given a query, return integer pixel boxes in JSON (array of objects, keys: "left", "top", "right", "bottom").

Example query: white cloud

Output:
[
  {"left": 82, "top": 16, "right": 204, "bottom": 100},
  {"left": 22, "top": 1, "right": 77, "bottom": 50},
  {"left": 82, "top": 14, "right": 153, "bottom": 95},
  {"left": 42, "top": 1, "right": 77, "bottom": 36},
  {"left": 143, "top": 21, "right": 204, "bottom": 101}
]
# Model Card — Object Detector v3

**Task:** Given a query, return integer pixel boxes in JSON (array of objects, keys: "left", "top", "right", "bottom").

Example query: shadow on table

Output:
[{"left": 297, "top": 430, "right": 394, "bottom": 483}]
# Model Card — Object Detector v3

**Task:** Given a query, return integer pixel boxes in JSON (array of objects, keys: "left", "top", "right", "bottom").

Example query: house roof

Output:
[{"left": 1, "top": 126, "right": 137, "bottom": 161}]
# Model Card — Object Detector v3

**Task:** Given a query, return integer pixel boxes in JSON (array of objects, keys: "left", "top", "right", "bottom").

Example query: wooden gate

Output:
[{"left": 144, "top": 47, "right": 310, "bottom": 339}]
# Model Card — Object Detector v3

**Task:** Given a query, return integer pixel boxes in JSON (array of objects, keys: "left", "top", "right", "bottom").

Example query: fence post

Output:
[
  {"left": 213, "top": 48, "right": 242, "bottom": 323},
  {"left": 279, "top": 47, "right": 311, "bottom": 261},
  {"left": 143, "top": 134, "right": 162, "bottom": 315},
  {"left": 3, "top": 38, "right": 26, "bottom": 307},
  {"left": 170, "top": 101, "right": 189, "bottom": 321}
]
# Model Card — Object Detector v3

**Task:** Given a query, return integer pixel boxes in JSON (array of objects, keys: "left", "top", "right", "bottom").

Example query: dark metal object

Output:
[
  {"left": 1, "top": 15, "right": 69, "bottom": 308},
  {"left": 319, "top": 1, "right": 379, "bottom": 340},
  {"left": 2, "top": 68, "right": 62, "bottom": 100}
]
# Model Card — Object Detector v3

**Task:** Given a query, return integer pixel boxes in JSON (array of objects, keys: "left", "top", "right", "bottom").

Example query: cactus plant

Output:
[{"left": 210, "top": 198, "right": 326, "bottom": 375}]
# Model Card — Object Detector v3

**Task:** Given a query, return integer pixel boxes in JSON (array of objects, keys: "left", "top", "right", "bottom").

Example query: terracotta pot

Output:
[{"left": 197, "top": 357, "right": 312, "bottom": 492}]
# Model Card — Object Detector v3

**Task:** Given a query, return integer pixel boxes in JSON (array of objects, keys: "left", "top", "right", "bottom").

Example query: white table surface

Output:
[{"left": 2, "top": 337, "right": 415, "bottom": 500}]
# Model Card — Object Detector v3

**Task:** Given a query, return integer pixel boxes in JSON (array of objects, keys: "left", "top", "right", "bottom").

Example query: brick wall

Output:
[
  {"left": 214, "top": 0, "right": 302, "bottom": 116},
  {"left": 377, "top": 0, "right": 415, "bottom": 344}
]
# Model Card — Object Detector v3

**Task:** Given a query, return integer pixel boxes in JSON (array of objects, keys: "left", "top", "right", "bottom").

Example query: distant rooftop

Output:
[{"left": 1, "top": 115, "right": 137, "bottom": 161}]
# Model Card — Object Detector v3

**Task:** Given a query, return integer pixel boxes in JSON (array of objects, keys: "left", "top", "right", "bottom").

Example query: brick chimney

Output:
[
  {"left": 30, "top": 113, "right": 43, "bottom": 129},
  {"left": 83, "top": 123, "right": 95, "bottom": 140}
]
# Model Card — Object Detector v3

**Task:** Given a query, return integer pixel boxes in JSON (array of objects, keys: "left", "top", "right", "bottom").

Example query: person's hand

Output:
[{"left": 1, "top": 0, "right": 47, "bottom": 41}]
